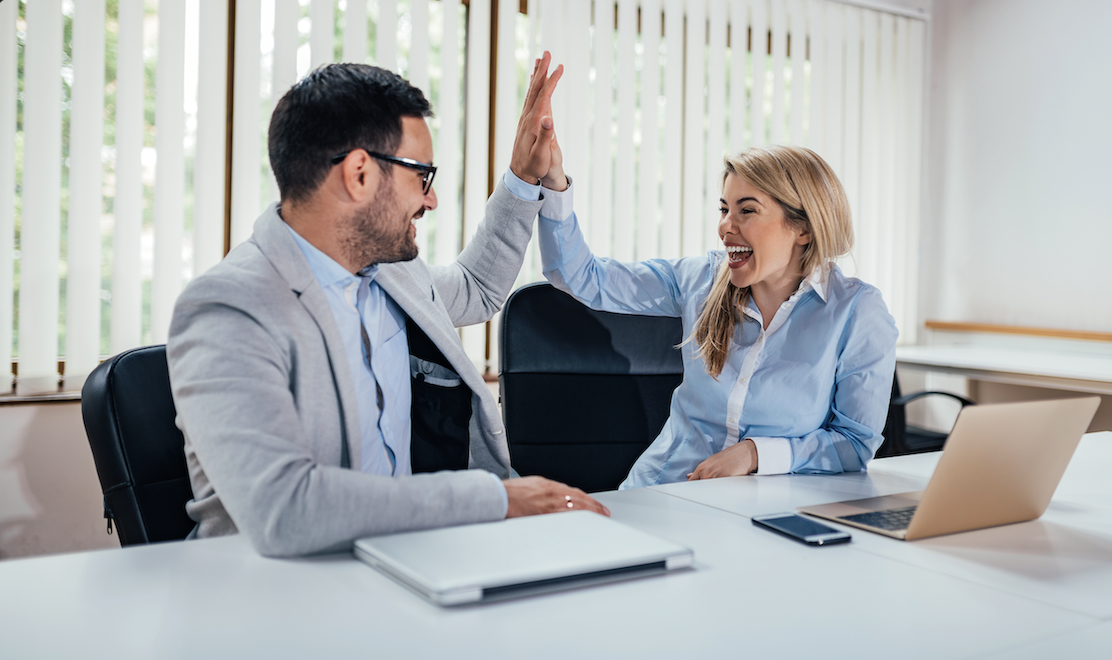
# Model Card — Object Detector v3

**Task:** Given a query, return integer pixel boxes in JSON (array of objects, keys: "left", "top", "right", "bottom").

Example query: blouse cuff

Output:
[
  {"left": 539, "top": 176, "right": 574, "bottom": 223},
  {"left": 749, "top": 437, "right": 792, "bottom": 475}
]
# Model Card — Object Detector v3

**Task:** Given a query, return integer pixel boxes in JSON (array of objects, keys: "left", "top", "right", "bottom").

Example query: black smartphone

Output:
[{"left": 752, "top": 513, "right": 852, "bottom": 546}]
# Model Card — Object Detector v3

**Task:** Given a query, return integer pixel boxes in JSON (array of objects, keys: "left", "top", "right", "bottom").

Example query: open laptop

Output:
[
  {"left": 353, "top": 510, "right": 693, "bottom": 606},
  {"left": 799, "top": 396, "right": 1100, "bottom": 541}
]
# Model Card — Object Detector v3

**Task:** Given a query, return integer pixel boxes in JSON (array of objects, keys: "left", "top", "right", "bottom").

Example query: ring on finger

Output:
[{"left": 565, "top": 495, "right": 574, "bottom": 509}]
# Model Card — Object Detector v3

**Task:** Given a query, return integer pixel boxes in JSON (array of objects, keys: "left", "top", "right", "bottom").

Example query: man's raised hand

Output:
[{"left": 509, "top": 51, "right": 563, "bottom": 185}]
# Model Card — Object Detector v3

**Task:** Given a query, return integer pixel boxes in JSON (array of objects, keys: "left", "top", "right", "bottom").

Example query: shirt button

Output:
[
  {"left": 740, "top": 377, "right": 748, "bottom": 383},
  {"left": 728, "top": 417, "right": 737, "bottom": 425}
]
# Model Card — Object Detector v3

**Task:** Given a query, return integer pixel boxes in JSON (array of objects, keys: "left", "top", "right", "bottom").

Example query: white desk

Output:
[
  {"left": 2, "top": 435, "right": 1110, "bottom": 660},
  {"left": 653, "top": 433, "right": 1112, "bottom": 620},
  {"left": 896, "top": 344, "right": 1112, "bottom": 432},
  {"left": 896, "top": 345, "right": 1112, "bottom": 396}
]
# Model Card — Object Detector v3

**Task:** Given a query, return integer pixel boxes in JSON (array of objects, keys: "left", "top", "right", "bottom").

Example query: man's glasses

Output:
[{"left": 330, "top": 149, "right": 437, "bottom": 194}]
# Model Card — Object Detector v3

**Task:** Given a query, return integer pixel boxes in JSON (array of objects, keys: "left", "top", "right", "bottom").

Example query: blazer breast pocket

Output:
[{"left": 410, "top": 356, "right": 462, "bottom": 388}]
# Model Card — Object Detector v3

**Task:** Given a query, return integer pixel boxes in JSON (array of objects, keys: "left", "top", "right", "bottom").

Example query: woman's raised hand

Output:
[{"left": 509, "top": 51, "right": 563, "bottom": 185}]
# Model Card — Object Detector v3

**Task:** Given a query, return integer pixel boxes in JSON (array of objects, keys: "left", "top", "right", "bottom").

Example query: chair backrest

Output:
[
  {"left": 500, "top": 283, "right": 684, "bottom": 492},
  {"left": 878, "top": 373, "right": 907, "bottom": 457},
  {"left": 81, "top": 344, "right": 195, "bottom": 545},
  {"left": 877, "top": 371, "right": 975, "bottom": 457}
]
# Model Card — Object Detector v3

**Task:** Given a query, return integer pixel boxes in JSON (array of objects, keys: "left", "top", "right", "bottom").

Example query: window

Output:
[{"left": 2, "top": 0, "right": 926, "bottom": 396}]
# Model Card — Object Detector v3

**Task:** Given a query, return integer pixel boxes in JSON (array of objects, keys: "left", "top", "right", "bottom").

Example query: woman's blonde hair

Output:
[{"left": 692, "top": 145, "right": 854, "bottom": 378}]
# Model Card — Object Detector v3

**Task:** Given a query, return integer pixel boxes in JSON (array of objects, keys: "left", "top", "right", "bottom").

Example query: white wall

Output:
[
  {"left": 922, "top": 0, "right": 1112, "bottom": 332},
  {"left": 0, "top": 403, "right": 119, "bottom": 559}
]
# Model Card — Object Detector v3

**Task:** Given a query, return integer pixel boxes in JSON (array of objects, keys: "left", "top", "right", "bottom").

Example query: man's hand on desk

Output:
[
  {"left": 503, "top": 476, "right": 611, "bottom": 518},
  {"left": 687, "top": 439, "right": 758, "bottom": 481}
]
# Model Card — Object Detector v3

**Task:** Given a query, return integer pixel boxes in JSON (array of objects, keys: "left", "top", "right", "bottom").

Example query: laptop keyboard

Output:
[{"left": 839, "top": 506, "right": 918, "bottom": 531}]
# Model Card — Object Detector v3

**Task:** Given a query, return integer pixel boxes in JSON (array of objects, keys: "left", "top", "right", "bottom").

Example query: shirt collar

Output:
[
  {"left": 740, "top": 263, "right": 831, "bottom": 322},
  {"left": 747, "top": 263, "right": 831, "bottom": 305},
  {"left": 803, "top": 263, "right": 830, "bottom": 303},
  {"left": 284, "top": 223, "right": 365, "bottom": 288}
]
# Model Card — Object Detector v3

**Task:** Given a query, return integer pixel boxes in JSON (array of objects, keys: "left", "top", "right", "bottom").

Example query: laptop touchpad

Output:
[{"left": 840, "top": 491, "right": 925, "bottom": 513}]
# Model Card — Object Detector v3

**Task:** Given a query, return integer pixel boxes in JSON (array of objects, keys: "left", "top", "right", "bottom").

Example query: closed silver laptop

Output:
[
  {"left": 353, "top": 511, "right": 694, "bottom": 606},
  {"left": 800, "top": 397, "right": 1100, "bottom": 541}
]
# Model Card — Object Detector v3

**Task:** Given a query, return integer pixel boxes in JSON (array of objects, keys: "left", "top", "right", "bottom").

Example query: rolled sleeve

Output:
[{"left": 750, "top": 436, "right": 793, "bottom": 475}]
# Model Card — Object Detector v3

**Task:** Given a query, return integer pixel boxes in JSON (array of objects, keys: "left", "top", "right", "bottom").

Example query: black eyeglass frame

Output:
[{"left": 330, "top": 149, "right": 437, "bottom": 194}]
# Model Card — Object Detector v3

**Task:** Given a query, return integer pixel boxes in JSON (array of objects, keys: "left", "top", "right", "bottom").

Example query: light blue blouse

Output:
[{"left": 536, "top": 182, "right": 898, "bottom": 488}]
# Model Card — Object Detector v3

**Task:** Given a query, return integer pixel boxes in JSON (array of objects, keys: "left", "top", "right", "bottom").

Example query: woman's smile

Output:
[
  {"left": 718, "top": 173, "right": 810, "bottom": 298},
  {"left": 725, "top": 244, "right": 752, "bottom": 268}
]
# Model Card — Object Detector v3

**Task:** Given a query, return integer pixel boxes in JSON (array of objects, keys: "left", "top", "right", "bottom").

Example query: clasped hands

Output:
[
  {"left": 499, "top": 53, "right": 603, "bottom": 520},
  {"left": 501, "top": 53, "right": 751, "bottom": 518},
  {"left": 509, "top": 52, "right": 568, "bottom": 193}
]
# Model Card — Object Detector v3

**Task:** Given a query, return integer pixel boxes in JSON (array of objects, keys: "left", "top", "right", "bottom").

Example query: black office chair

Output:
[
  {"left": 876, "top": 372, "right": 975, "bottom": 458},
  {"left": 500, "top": 283, "right": 684, "bottom": 493},
  {"left": 81, "top": 344, "right": 195, "bottom": 545}
]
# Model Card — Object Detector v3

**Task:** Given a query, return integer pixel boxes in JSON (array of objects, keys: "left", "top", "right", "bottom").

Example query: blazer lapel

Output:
[
  {"left": 251, "top": 205, "right": 363, "bottom": 470},
  {"left": 376, "top": 263, "right": 484, "bottom": 391}
]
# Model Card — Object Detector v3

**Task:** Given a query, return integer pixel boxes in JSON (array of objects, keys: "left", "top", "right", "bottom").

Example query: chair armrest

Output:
[{"left": 892, "top": 390, "right": 975, "bottom": 408}]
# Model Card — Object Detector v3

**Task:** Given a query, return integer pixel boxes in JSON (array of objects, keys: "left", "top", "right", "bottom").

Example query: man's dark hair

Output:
[{"left": 268, "top": 63, "right": 433, "bottom": 204}]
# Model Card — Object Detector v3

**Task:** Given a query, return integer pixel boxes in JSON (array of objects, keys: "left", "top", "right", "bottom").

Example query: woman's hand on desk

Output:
[
  {"left": 687, "top": 439, "right": 759, "bottom": 481},
  {"left": 503, "top": 476, "right": 611, "bottom": 518}
]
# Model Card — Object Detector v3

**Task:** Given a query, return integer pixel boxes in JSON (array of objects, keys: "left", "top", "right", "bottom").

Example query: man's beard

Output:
[{"left": 338, "top": 176, "right": 420, "bottom": 269}]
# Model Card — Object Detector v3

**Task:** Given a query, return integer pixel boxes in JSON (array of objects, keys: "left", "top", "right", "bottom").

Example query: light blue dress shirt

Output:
[
  {"left": 280, "top": 169, "right": 535, "bottom": 508},
  {"left": 502, "top": 169, "right": 543, "bottom": 202},
  {"left": 286, "top": 226, "right": 412, "bottom": 476},
  {"left": 536, "top": 181, "right": 898, "bottom": 488}
]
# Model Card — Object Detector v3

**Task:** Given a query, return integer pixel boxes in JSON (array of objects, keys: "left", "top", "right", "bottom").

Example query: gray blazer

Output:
[{"left": 167, "top": 181, "right": 543, "bottom": 557}]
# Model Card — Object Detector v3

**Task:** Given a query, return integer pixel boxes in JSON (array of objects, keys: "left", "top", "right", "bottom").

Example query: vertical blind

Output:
[
  {"left": 16, "top": 0, "right": 63, "bottom": 396},
  {"left": 109, "top": 0, "right": 144, "bottom": 361},
  {"left": 2, "top": 0, "right": 230, "bottom": 395},
  {"left": 4, "top": 0, "right": 925, "bottom": 396},
  {"left": 2, "top": 0, "right": 474, "bottom": 394},
  {"left": 229, "top": 0, "right": 477, "bottom": 369},
  {"left": 520, "top": 0, "right": 926, "bottom": 347},
  {"left": 0, "top": 0, "right": 15, "bottom": 390},
  {"left": 64, "top": 0, "right": 106, "bottom": 392},
  {"left": 231, "top": 0, "right": 471, "bottom": 266}
]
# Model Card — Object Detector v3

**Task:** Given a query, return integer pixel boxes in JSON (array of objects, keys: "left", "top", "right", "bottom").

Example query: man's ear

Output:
[{"left": 339, "top": 149, "right": 379, "bottom": 203}]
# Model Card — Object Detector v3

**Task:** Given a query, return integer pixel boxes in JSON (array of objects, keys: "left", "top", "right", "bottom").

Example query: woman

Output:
[{"left": 535, "top": 145, "right": 898, "bottom": 488}]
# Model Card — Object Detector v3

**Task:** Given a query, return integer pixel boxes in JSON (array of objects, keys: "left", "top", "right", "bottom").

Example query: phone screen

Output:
[{"left": 759, "top": 515, "right": 841, "bottom": 538}]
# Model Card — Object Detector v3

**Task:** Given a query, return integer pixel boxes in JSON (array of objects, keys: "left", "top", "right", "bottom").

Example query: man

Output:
[{"left": 167, "top": 54, "right": 607, "bottom": 558}]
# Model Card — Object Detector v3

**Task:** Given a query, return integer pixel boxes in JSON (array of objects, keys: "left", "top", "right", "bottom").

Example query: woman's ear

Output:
[{"left": 796, "top": 226, "right": 813, "bottom": 246}]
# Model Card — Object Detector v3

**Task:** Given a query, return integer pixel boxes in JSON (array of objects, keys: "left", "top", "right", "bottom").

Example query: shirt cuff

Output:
[
  {"left": 748, "top": 437, "right": 792, "bottom": 475},
  {"left": 539, "top": 175, "right": 574, "bottom": 223},
  {"left": 503, "top": 168, "right": 542, "bottom": 202},
  {"left": 487, "top": 471, "right": 509, "bottom": 517}
]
